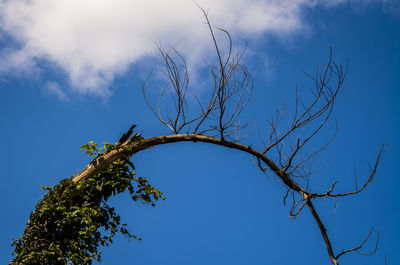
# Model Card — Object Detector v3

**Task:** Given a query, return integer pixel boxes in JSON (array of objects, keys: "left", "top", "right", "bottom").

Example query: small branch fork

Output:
[
  {"left": 262, "top": 48, "right": 346, "bottom": 180},
  {"left": 143, "top": 5, "right": 252, "bottom": 141},
  {"left": 335, "top": 228, "right": 379, "bottom": 260},
  {"left": 75, "top": 7, "right": 383, "bottom": 265},
  {"left": 309, "top": 146, "right": 383, "bottom": 199}
]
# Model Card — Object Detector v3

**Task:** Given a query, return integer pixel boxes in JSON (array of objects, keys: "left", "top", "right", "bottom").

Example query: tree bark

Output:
[{"left": 73, "top": 134, "right": 303, "bottom": 193}]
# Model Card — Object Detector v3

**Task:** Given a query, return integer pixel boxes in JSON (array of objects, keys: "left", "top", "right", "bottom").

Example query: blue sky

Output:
[{"left": 1, "top": 1, "right": 399, "bottom": 265}]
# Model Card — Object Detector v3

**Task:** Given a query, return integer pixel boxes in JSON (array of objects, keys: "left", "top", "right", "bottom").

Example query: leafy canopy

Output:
[{"left": 11, "top": 141, "right": 164, "bottom": 265}]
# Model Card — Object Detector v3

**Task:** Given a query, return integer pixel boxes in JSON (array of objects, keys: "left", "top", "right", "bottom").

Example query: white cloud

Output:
[
  {"left": 383, "top": 0, "right": 400, "bottom": 15},
  {"left": 44, "top": 81, "right": 69, "bottom": 101},
  {"left": 0, "top": 0, "right": 393, "bottom": 97}
]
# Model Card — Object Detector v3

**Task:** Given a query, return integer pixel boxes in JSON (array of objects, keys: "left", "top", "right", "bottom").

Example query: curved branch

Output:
[
  {"left": 309, "top": 146, "right": 384, "bottom": 199},
  {"left": 73, "top": 134, "right": 305, "bottom": 194},
  {"left": 71, "top": 133, "right": 350, "bottom": 265},
  {"left": 335, "top": 228, "right": 379, "bottom": 260}
]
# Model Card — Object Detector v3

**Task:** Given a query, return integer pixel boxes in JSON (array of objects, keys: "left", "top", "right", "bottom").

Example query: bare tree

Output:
[
  {"left": 76, "top": 11, "right": 382, "bottom": 265},
  {"left": 12, "top": 8, "right": 382, "bottom": 265}
]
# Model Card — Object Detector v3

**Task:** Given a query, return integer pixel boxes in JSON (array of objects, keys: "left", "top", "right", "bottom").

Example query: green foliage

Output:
[{"left": 10, "top": 142, "right": 164, "bottom": 265}]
